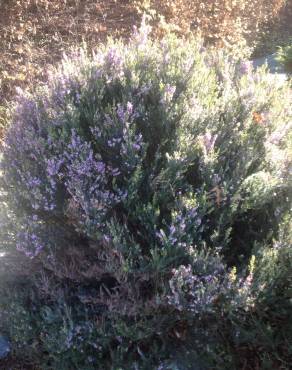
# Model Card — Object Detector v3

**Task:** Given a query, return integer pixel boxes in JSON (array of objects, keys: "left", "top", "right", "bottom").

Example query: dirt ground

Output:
[
  {"left": 0, "top": 0, "right": 291, "bottom": 110},
  {"left": 0, "top": 1, "right": 138, "bottom": 103}
]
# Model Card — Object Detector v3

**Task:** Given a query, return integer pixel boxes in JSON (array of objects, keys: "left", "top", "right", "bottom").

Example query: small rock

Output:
[{"left": 0, "top": 335, "right": 10, "bottom": 359}]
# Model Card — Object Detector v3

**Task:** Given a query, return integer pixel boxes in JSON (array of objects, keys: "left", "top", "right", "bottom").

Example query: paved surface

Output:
[
  {"left": 252, "top": 53, "right": 289, "bottom": 86},
  {"left": 253, "top": 53, "right": 284, "bottom": 73}
]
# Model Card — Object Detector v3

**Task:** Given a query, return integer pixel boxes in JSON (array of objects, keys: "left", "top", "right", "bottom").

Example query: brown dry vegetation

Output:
[
  {"left": 0, "top": 1, "right": 137, "bottom": 101},
  {"left": 0, "top": 0, "right": 291, "bottom": 143},
  {"left": 142, "top": 0, "right": 286, "bottom": 42},
  {"left": 0, "top": 1, "right": 291, "bottom": 97}
]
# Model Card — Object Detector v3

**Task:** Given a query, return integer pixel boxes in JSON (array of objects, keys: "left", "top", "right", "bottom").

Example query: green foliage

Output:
[
  {"left": 0, "top": 21, "right": 291, "bottom": 369},
  {"left": 276, "top": 41, "right": 292, "bottom": 73},
  {"left": 223, "top": 220, "right": 292, "bottom": 369}
]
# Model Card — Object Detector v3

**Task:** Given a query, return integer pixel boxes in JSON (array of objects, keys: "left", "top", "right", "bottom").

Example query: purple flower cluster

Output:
[
  {"left": 239, "top": 60, "right": 253, "bottom": 75},
  {"left": 160, "top": 84, "right": 176, "bottom": 105},
  {"left": 201, "top": 132, "right": 218, "bottom": 155},
  {"left": 50, "top": 70, "right": 83, "bottom": 108},
  {"left": 156, "top": 207, "right": 202, "bottom": 250},
  {"left": 102, "top": 47, "right": 125, "bottom": 82},
  {"left": 2, "top": 95, "right": 57, "bottom": 213},
  {"left": 132, "top": 14, "right": 152, "bottom": 48},
  {"left": 97, "top": 102, "right": 144, "bottom": 173},
  {"left": 2, "top": 83, "right": 145, "bottom": 255},
  {"left": 16, "top": 215, "right": 44, "bottom": 258},
  {"left": 268, "top": 122, "right": 292, "bottom": 145},
  {"left": 48, "top": 130, "right": 129, "bottom": 235},
  {"left": 168, "top": 260, "right": 225, "bottom": 314}
]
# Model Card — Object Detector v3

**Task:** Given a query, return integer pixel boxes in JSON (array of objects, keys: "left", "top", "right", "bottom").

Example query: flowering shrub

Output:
[{"left": 0, "top": 21, "right": 291, "bottom": 369}]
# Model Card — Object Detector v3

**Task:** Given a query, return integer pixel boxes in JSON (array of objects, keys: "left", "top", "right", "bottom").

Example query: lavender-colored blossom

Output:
[
  {"left": 168, "top": 261, "right": 225, "bottom": 314},
  {"left": 16, "top": 217, "right": 45, "bottom": 258},
  {"left": 161, "top": 84, "right": 176, "bottom": 105},
  {"left": 126, "top": 102, "right": 133, "bottom": 115},
  {"left": 46, "top": 158, "right": 64, "bottom": 177},
  {"left": 132, "top": 143, "right": 141, "bottom": 151},
  {"left": 202, "top": 132, "right": 218, "bottom": 154},
  {"left": 132, "top": 14, "right": 151, "bottom": 47},
  {"left": 139, "top": 83, "right": 152, "bottom": 96},
  {"left": 117, "top": 104, "right": 126, "bottom": 123},
  {"left": 239, "top": 60, "right": 253, "bottom": 74},
  {"left": 107, "top": 48, "right": 122, "bottom": 68},
  {"left": 157, "top": 206, "right": 202, "bottom": 250},
  {"left": 268, "top": 122, "right": 292, "bottom": 145}
]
